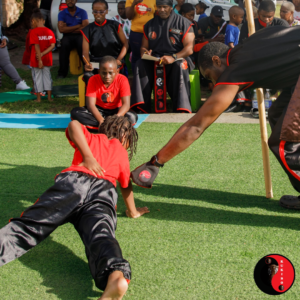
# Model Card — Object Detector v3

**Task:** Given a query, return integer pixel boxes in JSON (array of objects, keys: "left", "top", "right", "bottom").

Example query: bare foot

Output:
[
  {"left": 34, "top": 99, "right": 41, "bottom": 103},
  {"left": 99, "top": 271, "right": 128, "bottom": 300},
  {"left": 48, "top": 98, "right": 53, "bottom": 102}
]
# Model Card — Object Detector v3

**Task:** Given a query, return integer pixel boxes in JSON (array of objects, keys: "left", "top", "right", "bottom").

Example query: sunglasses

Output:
[{"left": 92, "top": 10, "right": 107, "bottom": 14}]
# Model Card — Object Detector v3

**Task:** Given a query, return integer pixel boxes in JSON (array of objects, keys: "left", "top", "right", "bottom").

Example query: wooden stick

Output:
[{"left": 244, "top": 0, "right": 273, "bottom": 198}]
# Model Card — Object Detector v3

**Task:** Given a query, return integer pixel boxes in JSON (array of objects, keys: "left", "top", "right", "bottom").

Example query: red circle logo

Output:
[
  {"left": 158, "top": 101, "right": 164, "bottom": 108},
  {"left": 148, "top": 31, "right": 157, "bottom": 40},
  {"left": 139, "top": 170, "right": 151, "bottom": 182},
  {"left": 157, "top": 89, "right": 163, "bottom": 96},
  {"left": 254, "top": 254, "right": 295, "bottom": 295},
  {"left": 101, "top": 92, "right": 115, "bottom": 103},
  {"left": 169, "top": 37, "right": 176, "bottom": 45},
  {"left": 181, "top": 60, "right": 188, "bottom": 70}
]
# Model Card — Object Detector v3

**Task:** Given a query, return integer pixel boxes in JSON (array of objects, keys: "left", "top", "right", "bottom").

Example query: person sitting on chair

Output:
[
  {"left": 57, "top": 0, "right": 88, "bottom": 78},
  {"left": 130, "top": 0, "right": 195, "bottom": 114},
  {"left": 81, "top": 0, "right": 128, "bottom": 85},
  {"left": 71, "top": 56, "right": 137, "bottom": 132}
]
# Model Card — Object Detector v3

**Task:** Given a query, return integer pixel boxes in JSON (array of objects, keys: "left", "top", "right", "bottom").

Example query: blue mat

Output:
[{"left": 0, "top": 113, "right": 149, "bottom": 129}]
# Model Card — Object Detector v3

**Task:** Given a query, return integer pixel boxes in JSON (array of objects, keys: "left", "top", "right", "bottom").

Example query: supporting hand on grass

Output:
[
  {"left": 78, "top": 156, "right": 105, "bottom": 177},
  {"left": 126, "top": 207, "right": 150, "bottom": 218}
]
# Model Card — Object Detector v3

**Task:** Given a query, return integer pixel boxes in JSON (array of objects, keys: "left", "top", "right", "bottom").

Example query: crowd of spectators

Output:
[{"left": 3, "top": 0, "right": 300, "bottom": 120}]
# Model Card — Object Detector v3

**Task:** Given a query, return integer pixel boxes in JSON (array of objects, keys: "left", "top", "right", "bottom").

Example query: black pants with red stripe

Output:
[
  {"left": 0, "top": 172, "right": 131, "bottom": 291},
  {"left": 268, "top": 87, "right": 300, "bottom": 193},
  {"left": 131, "top": 59, "right": 192, "bottom": 113},
  {"left": 70, "top": 105, "right": 138, "bottom": 133}
]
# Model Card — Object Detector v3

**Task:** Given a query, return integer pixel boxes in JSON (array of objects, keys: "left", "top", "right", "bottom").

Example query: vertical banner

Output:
[{"left": 154, "top": 62, "right": 167, "bottom": 113}]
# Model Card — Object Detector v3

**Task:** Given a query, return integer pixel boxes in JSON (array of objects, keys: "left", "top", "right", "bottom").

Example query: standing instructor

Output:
[{"left": 131, "top": 26, "right": 300, "bottom": 210}]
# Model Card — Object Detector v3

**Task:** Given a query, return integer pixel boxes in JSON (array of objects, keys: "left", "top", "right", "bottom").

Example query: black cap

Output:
[{"left": 211, "top": 5, "right": 223, "bottom": 17}]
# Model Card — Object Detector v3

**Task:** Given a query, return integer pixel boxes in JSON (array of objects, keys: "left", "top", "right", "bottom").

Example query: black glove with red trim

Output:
[{"left": 130, "top": 156, "right": 164, "bottom": 188}]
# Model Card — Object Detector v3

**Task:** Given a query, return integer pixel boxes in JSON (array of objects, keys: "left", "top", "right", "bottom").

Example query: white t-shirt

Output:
[{"left": 294, "top": 10, "right": 300, "bottom": 21}]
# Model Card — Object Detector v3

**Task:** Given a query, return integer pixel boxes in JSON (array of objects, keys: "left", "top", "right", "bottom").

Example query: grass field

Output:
[{"left": 0, "top": 123, "right": 299, "bottom": 300}]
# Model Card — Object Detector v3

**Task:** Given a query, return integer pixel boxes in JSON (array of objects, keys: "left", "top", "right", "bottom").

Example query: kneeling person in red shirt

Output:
[
  {"left": 71, "top": 56, "right": 137, "bottom": 132},
  {"left": 0, "top": 116, "right": 149, "bottom": 300},
  {"left": 30, "top": 9, "right": 56, "bottom": 102}
]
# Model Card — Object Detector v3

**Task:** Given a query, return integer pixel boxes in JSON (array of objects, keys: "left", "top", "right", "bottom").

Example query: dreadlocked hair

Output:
[{"left": 99, "top": 115, "right": 138, "bottom": 160}]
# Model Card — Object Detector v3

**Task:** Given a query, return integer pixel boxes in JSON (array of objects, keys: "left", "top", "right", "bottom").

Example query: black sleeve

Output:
[
  {"left": 275, "top": 18, "right": 289, "bottom": 27},
  {"left": 81, "top": 24, "right": 90, "bottom": 43},
  {"left": 143, "top": 22, "right": 149, "bottom": 39},
  {"left": 221, "top": 20, "right": 227, "bottom": 34},
  {"left": 197, "top": 18, "right": 208, "bottom": 34},
  {"left": 239, "top": 22, "right": 249, "bottom": 44}
]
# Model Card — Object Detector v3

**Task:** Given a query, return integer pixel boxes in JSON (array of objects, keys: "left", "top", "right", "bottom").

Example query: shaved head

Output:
[
  {"left": 229, "top": 6, "right": 244, "bottom": 17},
  {"left": 100, "top": 56, "right": 117, "bottom": 67},
  {"left": 258, "top": 0, "right": 276, "bottom": 12}
]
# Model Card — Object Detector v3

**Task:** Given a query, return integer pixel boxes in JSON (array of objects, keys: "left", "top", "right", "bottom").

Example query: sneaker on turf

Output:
[{"left": 16, "top": 80, "right": 30, "bottom": 90}]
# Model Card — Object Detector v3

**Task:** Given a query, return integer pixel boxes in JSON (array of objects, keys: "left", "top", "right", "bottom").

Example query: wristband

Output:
[{"left": 150, "top": 155, "right": 164, "bottom": 168}]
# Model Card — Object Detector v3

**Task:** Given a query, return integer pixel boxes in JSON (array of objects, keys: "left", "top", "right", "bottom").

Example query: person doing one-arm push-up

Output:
[{"left": 0, "top": 116, "right": 149, "bottom": 300}]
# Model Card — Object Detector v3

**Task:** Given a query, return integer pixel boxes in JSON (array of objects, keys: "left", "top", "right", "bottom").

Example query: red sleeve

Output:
[
  {"left": 117, "top": 152, "right": 131, "bottom": 188},
  {"left": 119, "top": 76, "right": 131, "bottom": 98},
  {"left": 29, "top": 29, "right": 39, "bottom": 45},
  {"left": 85, "top": 76, "right": 98, "bottom": 97},
  {"left": 65, "top": 124, "right": 93, "bottom": 149}
]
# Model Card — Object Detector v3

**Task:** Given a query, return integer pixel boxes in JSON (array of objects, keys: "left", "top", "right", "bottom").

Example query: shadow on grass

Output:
[
  {"left": 18, "top": 236, "right": 100, "bottom": 300},
  {"left": 130, "top": 183, "right": 300, "bottom": 231}
]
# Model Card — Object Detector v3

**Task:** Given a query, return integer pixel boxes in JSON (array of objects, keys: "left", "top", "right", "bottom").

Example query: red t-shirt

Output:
[
  {"left": 86, "top": 74, "right": 131, "bottom": 109},
  {"left": 29, "top": 27, "right": 56, "bottom": 68},
  {"left": 61, "top": 125, "right": 130, "bottom": 188}
]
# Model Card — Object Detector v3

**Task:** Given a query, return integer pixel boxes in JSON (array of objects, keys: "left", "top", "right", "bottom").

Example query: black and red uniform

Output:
[
  {"left": 80, "top": 20, "right": 123, "bottom": 84},
  {"left": 216, "top": 26, "right": 300, "bottom": 193},
  {"left": 0, "top": 125, "right": 131, "bottom": 291},
  {"left": 71, "top": 74, "right": 138, "bottom": 132},
  {"left": 131, "top": 10, "right": 194, "bottom": 113},
  {"left": 239, "top": 17, "right": 289, "bottom": 44}
]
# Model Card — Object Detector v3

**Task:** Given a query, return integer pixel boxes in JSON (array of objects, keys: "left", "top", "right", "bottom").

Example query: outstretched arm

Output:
[
  {"left": 155, "top": 84, "right": 240, "bottom": 164},
  {"left": 68, "top": 120, "right": 105, "bottom": 176},
  {"left": 120, "top": 180, "right": 150, "bottom": 218}
]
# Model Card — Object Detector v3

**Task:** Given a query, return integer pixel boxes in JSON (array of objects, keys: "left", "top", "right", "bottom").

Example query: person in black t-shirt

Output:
[
  {"left": 197, "top": 5, "right": 226, "bottom": 43},
  {"left": 132, "top": 26, "right": 300, "bottom": 210},
  {"left": 81, "top": 0, "right": 128, "bottom": 85}
]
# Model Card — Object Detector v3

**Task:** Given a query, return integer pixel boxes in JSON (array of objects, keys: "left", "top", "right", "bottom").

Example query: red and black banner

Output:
[{"left": 154, "top": 62, "right": 167, "bottom": 113}]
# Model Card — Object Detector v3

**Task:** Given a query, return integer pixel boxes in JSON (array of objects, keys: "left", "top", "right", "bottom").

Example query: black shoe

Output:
[
  {"left": 279, "top": 195, "right": 300, "bottom": 209},
  {"left": 250, "top": 108, "right": 259, "bottom": 118},
  {"left": 57, "top": 75, "right": 66, "bottom": 79}
]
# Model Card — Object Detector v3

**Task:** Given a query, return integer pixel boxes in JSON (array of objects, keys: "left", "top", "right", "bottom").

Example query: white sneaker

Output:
[{"left": 16, "top": 80, "right": 30, "bottom": 90}]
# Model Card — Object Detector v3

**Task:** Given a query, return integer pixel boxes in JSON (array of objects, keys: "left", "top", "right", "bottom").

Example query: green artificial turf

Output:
[
  {"left": 0, "top": 67, "right": 80, "bottom": 114},
  {"left": 0, "top": 123, "right": 299, "bottom": 300}
]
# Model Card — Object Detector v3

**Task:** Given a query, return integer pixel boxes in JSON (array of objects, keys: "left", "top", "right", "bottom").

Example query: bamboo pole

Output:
[{"left": 244, "top": 0, "right": 273, "bottom": 198}]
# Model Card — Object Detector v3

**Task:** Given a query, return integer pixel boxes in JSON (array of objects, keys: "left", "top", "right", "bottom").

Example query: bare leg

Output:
[
  {"left": 99, "top": 271, "right": 128, "bottom": 300},
  {"left": 35, "top": 92, "right": 41, "bottom": 102},
  {"left": 47, "top": 90, "right": 53, "bottom": 101}
]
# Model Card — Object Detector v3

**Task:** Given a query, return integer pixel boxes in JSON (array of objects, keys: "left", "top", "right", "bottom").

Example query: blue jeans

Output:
[{"left": 129, "top": 31, "right": 144, "bottom": 73}]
